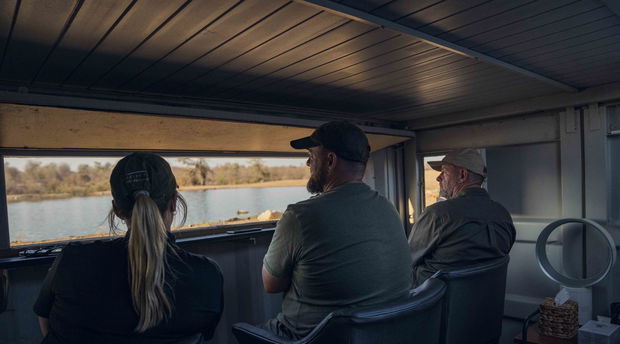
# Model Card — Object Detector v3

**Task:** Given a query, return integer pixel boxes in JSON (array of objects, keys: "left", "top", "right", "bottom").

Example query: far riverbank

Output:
[{"left": 6, "top": 179, "right": 307, "bottom": 203}]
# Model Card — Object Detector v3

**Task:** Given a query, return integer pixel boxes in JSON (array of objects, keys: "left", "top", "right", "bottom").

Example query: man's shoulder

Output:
[
  {"left": 469, "top": 191, "right": 513, "bottom": 221},
  {"left": 292, "top": 183, "right": 382, "bottom": 205},
  {"left": 425, "top": 192, "right": 512, "bottom": 223},
  {"left": 425, "top": 197, "right": 509, "bottom": 215},
  {"left": 291, "top": 194, "right": 321, "bottom": 207},
  {"left": 418, "top": 197, "right": 483, "bottom": 226},
  {"left": 287, "top": 193, "right": 329, "bottom": 213},
  {"left": 486, "top": 196, "right": 511, "bottom": 213},
  {"left": 424, "top": 198, "right": 460, "bottom": 217}
]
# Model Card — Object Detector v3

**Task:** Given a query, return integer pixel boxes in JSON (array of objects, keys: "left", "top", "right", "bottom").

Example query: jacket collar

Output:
[{"left": 455, "top": 187, "right": 488, "bottom": 199}]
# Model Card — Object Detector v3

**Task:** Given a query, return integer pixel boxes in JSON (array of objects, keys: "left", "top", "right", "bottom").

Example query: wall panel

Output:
[
  {"left": 416, "top": 112, "right": 559, "bottom": 153},
  {"left": 486, "top": 142, "right": 563, "bottom": 318}
]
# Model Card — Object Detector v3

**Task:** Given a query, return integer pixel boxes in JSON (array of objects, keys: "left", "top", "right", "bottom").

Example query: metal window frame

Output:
[
  {"left": 0, "top": 149, "right": 310, "bottom": 249},
  {"left": 0, "top": 157, "right": 9, "bottom": 249},
  {"left": 417, "top": 152, "right": 448, "bottom": 212},
  {"left": 0, "top": 90, "right": 414, "bottom": 248}
]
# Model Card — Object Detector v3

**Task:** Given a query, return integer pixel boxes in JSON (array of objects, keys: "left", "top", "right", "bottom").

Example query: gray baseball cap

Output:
[{"left": 428, "top": 148, "right": 486, "bottom": 176}]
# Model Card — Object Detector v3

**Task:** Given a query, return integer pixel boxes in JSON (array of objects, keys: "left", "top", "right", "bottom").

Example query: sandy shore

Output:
[{"left": 7, "top": 179, "right": 307, "bottom": 203}]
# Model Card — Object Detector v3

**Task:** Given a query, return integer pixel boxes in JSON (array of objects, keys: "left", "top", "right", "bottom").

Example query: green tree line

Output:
[
  {"left": 4, "top": 159, "right": 309, "bottom": 196},
  {"left": 174, "top": 158, "right": 309, "bottom": 186}
]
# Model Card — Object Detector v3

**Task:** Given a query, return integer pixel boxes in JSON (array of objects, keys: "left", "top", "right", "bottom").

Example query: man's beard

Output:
[
  {"left": 307, "top": 166, "right": 328, "bottom": 194},
  {"left": 439, "top": 180, "right": 456, "bottom": 199},
  {"left": 439, "top": 183, "right": 448, "bottom": 199}
]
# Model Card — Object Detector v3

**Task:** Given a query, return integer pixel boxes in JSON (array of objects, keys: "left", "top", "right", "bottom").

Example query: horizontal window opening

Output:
[{"left": 4, "top": 156, "right": 310, "bottom": 247}]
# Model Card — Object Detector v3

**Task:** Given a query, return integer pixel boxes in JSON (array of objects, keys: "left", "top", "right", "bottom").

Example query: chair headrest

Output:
[
  {"left": 432, "top": 256, "right": 510, "bottom": 280},
  {"left": 334, "top": 278, "right": 446, "bottom": 324}
]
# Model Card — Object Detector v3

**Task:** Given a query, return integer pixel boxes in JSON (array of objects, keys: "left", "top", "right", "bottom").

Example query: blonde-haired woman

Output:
[{"left": 34, "top": 153, "right": 223, "bottom": 343}]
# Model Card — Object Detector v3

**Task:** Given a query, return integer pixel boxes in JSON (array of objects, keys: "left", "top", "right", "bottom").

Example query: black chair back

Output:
[
  {"left": 232, "top": 277, "right": 447, "bottom": 344},
  {"left": 433, "top": 256, "right": 510, "bottom": 344}
]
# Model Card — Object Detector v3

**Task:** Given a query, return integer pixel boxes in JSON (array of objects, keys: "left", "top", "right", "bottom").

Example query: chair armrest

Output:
[
  {"left": 521, "top": 309, "right": 540, "bottom": 343},
  {"left": 232, "top": 322, "right": 295, "bottom": 344}
]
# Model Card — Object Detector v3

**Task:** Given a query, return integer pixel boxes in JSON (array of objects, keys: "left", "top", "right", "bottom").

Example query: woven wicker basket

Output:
[{"left": 538, "top": 297, "right": 579, "bottom": 339}]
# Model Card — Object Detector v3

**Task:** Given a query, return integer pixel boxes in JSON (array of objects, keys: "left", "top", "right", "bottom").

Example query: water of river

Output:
[{"left": 8, "top": 186, "right": 310, "bottom": 243}]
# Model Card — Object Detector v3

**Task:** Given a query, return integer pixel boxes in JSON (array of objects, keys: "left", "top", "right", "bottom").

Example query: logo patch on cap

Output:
[{"left": 123, "top": 170, "right": 149, "bottom": 186}]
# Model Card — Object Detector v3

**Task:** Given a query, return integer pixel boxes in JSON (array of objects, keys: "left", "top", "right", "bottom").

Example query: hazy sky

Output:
[{"left": 4, "top": 156, "right": 307, "bottom": 171}]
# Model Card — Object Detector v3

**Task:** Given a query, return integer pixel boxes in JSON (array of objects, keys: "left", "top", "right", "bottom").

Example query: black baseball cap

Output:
[
  {"left": 290, "top": 121, "right": 370, "bottom": 163},
  {"left": 110, "top": 153, "right": 177, "bottom": 213}
]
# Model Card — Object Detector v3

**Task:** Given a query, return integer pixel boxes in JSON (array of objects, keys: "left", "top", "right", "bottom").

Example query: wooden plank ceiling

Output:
[{"left": 0, "top": 0, "right": 618, "bottom": 123}]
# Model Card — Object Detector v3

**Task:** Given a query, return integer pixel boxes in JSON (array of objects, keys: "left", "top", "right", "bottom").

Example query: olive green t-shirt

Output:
[{"left": 263, "top": 183, "right": 413, "bottom": 339}]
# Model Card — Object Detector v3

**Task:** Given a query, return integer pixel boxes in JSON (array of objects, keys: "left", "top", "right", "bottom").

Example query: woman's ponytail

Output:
[
  {"left": 128, "top": 193, "right": 173, "bottom": 333},
  {"left": 109, "top": 153, "right": 187, "bottom": 332}
]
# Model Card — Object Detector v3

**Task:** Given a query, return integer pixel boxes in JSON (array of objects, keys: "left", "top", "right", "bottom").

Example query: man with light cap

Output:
[
  {"left": 408, "top": 148, "right": 516, "bottom": 287},
  {"left": 260, "top": 121, "right": 412, "bottom": 340}
]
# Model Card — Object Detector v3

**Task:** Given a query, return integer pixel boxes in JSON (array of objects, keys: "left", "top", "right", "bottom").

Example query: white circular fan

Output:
[{"left": 536, "top": 218, "right": 617, "bottom": 324}]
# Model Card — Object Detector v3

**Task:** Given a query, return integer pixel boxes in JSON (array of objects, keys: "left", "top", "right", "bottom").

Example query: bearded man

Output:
[
  {"left": 409, "top": 148, "right": 516, "bottom": 287},
  {"left": 260, "top": 121, "right": 412, "bottom": 340}
]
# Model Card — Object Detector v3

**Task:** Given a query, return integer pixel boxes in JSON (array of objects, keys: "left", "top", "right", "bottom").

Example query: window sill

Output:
[{"left": 0, "top": 223, "right": 276, "bottom": 269}]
